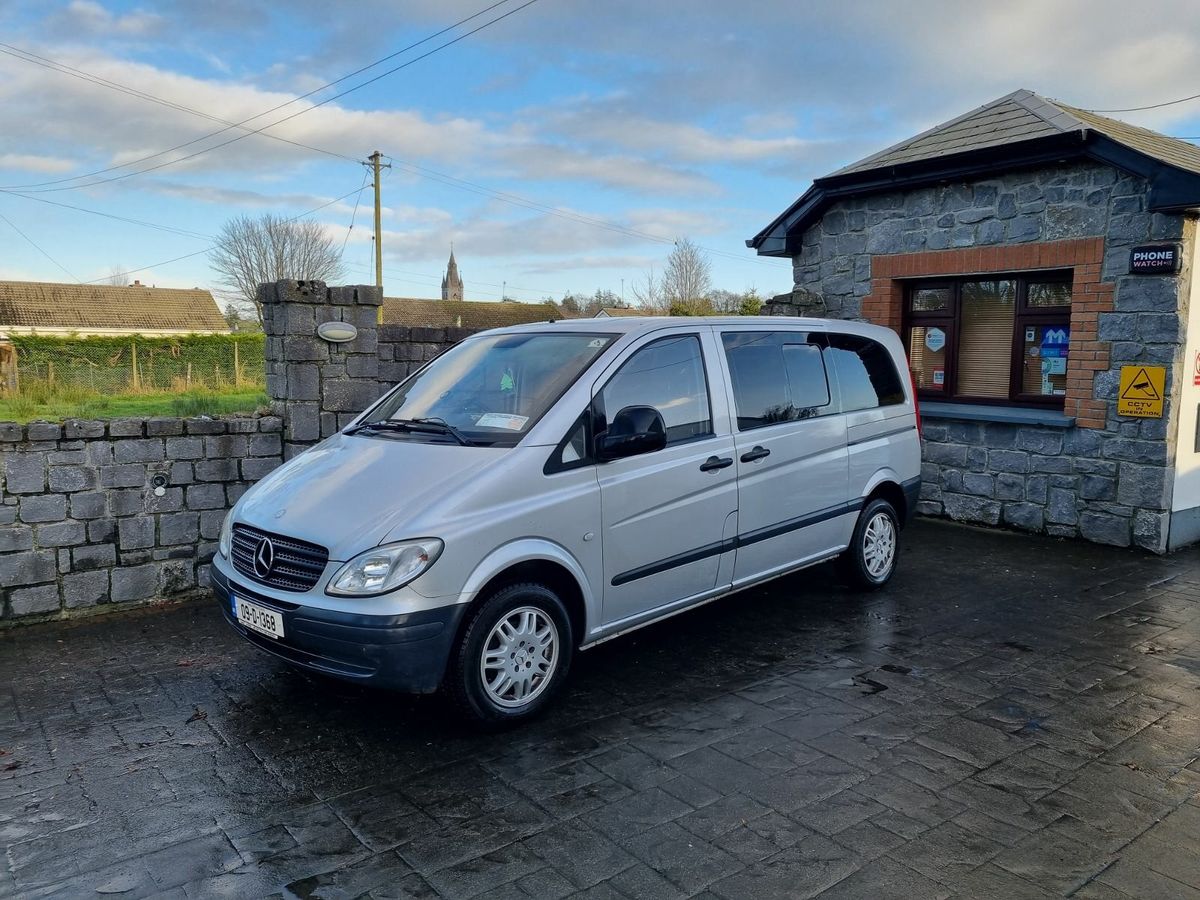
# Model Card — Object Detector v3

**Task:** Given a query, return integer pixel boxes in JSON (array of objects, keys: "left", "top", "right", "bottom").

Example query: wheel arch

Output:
[
  {"left": 455, "top": 540, "right": 594, "bottom": 650},
  {"left": 860, "top": 469, "right": 908, "bottom": 524}
]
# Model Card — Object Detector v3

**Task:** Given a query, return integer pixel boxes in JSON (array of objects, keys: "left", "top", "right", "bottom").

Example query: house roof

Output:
[
  {"left": 0, "top": 281, "right": 227, "bottom": 333},
  {"left": 750, "top": 89, "right": 1200, "bottom": 256},
  {"left": 382, "top": 297, "right": 563, "bottom": 329},
  {"left": 595, "top": 306, "right": 654, "bottom": 317}
]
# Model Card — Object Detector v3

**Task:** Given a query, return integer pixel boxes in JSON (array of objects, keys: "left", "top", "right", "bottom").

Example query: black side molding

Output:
[{"left": 611, "top": 498, "right": 864, "bottom": 587}]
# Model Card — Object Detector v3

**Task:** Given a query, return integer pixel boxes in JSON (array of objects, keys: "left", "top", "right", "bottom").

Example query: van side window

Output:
[
  {"left": 545, "top": 411, "right": 592, "bottom": 474},
  {"left": 825, "top": 333, "right": 905, "bottom": 412},
  {"left": 721, "top": 331, "right": 831, "bottom": 430},
  {"left": 598, "top": 335, "right": 711, "bottom": 445}
]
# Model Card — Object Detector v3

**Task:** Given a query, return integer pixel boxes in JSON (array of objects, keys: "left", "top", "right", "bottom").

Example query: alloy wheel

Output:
[{"left": 479, "top": 606, "right": 559, "bottom": 708}]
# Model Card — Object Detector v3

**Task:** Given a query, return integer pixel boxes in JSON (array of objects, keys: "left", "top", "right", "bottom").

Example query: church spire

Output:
[{"left": 441, "top": 245, "right": 463, "bottom": 301}]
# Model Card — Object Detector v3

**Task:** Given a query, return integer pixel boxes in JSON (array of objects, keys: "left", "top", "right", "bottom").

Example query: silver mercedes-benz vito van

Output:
[{"left": 212, "top": 316, "right": 921, "bottom": 724}]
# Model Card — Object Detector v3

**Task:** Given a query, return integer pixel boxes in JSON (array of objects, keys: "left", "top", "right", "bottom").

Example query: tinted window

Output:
[
  {"left": 783, "top": 344, "right": 830, "bottom": 412},
  {"left": 722, "top": 331, "right": 830, "bottom": 430},
  {"left": 826, "top": 333, "right": 905, "bottom": 411},
  {"left": 600, "top": 335, "right": 711, "bottom": 445}
]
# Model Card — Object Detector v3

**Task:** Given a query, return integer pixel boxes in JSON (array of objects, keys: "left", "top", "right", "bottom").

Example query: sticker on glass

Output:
[
  {"left": 1040, "top": 327, "right": 1069, "bottom": 359},
  {"left": 475, "top": 413, "right": 529, "bottom": 430},
  {"left": 924, "top": 327, "right": 946, "bottom": 353},
  {"left": 588, "top": 338, "right": 607, "bottom": 348}
]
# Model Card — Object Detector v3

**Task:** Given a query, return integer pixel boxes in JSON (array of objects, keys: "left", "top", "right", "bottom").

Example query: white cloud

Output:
[
  {"left": 0, "top": 153, "right": 77, "bottom": 174},
  {"left": 520, "top": 254, "right": 659, "bottom": 275},
  {"left": 47, "top": 1, "right": 165, "bottom": 38},
  {"left": 495, "top": 144, "right": 716, "bottom": 195}
]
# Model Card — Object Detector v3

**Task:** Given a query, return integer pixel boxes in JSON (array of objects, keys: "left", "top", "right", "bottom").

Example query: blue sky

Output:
[{"left": 2, "top": 0, "right": 1200, "bottom": 308}]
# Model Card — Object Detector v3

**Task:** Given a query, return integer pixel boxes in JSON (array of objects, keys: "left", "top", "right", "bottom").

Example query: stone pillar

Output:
[{"left": 261, "top": 280, "right": 382, "bottom": 458}]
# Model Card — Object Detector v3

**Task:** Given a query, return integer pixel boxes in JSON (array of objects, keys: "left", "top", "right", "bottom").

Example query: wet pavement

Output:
[{"left": 3, "top": 519, "right": 1200, "bottom": 899}]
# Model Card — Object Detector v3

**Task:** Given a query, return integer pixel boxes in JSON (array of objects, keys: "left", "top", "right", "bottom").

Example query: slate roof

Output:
[
  {"left": 0, "top": 281, "right": 227, "bottom": 333},
  {"left": 751, "top": 90, "right": 1200, "bottom": 255},
  {"left": 382, "top": 297, "right": 564, "bottom": 329},
  {"left": 831, "top": 90, "right": 1200, "bottom": 178}
]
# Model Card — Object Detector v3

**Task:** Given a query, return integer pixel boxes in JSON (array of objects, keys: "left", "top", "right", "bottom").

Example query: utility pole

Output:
[{"left": 364, "top": 151, "right": 391, "bottom": 321}]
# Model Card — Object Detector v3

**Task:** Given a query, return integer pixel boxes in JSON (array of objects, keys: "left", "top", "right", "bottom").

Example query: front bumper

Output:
[{"left": 211, "top": 563, "right": 466, "bottom": 693}]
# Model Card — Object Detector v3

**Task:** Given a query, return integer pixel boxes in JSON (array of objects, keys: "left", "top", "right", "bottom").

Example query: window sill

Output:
[{"left": 919, "top": 401, "right": 1075, "bottom": 428}]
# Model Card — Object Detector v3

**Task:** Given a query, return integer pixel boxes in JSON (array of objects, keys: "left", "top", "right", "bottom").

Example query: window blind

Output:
[{"left": 956, "top": 281, "right": 1015, "bottom": 398}]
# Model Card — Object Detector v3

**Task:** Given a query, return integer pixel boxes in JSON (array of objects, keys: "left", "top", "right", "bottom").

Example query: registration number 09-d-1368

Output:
[{"left": 233, "top": 596, "right": 284, "bottom": 639}]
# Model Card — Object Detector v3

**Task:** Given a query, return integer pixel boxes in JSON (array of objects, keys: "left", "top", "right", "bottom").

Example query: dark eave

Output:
[{"left": 749, "top": 131, "right": 1200, "bottom": 257}]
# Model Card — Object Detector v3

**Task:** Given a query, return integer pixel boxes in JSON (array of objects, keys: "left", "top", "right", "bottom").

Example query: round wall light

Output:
[{"left": 317, "top": 321, "right": 358, "bottom": 343}]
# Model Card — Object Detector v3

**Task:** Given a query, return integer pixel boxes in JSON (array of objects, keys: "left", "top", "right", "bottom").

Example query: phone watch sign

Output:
[{"left": 1129, "top": 244, "right": 1181, "bottom": 275}]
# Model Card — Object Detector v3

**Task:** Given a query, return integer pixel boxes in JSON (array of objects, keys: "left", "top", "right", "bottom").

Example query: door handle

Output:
[
  {"left": 740, "top": 446, "right": 771, "bottom": 463},
  {"left": 699, "top": 455, "right": 734, "bottom": 472}
]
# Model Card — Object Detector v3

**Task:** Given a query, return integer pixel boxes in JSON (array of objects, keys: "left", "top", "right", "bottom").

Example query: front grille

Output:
[{"left": 231, "top": 523, "right": 329, "bottom": 592}]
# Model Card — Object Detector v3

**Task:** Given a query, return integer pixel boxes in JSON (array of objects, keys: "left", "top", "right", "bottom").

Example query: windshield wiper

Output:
[
  {"left": 407, "top": 417, "right": 474, "bottom": 446},
  {"left": 345, "top": 417, "right": 474, "bottom": 445}
]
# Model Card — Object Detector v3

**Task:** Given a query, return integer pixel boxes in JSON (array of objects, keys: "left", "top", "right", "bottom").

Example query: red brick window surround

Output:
[{"left": 863, "top": 239, "right": 1109, "bottom": 428}]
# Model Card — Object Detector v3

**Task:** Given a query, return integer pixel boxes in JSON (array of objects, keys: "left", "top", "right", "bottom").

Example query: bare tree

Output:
[
  {"left": 209, "top": 214, "right": 345, "bottom": 319},
  {"left": 662, "top": 238, "right": 712, "bottom": 313},
  {"left": 104, "top": 265, "right": 127, "bottom": 286},
  {"left": 630, "top": 267, "right": 666, "bottom": 313}
]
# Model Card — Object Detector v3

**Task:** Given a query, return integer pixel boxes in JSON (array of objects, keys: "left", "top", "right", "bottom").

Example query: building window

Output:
[{"left": 905, "top": 272, "right": 1071, "bottom": 406}]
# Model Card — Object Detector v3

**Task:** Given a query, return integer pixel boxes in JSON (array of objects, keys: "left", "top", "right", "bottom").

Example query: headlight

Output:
[
  {"left": 218, "top": 511, "right": 233, "bottom": 559},
  {"left": 327, "top": 539, "right": 443, "bottom": 596}
]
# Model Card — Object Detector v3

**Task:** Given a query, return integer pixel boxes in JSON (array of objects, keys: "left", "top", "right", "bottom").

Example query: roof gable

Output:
[
  {"left": 751, "top": 90, "right": 1200, "bottom": 256},
  {"left": 0, "top": 281, "right": 227, "bottom": 333}
]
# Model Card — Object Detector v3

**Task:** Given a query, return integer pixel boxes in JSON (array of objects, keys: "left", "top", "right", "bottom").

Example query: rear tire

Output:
[
  {"left": 447, "top": 582, "right": 573, "bottom": 728},
  {"left": 837, "top": 497, "right": 900, "bottom": 590}
]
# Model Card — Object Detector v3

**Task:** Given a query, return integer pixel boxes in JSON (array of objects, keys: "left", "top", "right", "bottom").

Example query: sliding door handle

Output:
[
  {"left": 699, "top": 456, "right": 734, "bottom": 472},
  {"left": 740, "top": 446, "right": 771, "bottom": 463}
]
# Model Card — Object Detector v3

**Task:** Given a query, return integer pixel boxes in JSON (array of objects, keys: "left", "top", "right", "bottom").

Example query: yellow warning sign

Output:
[{"left": 1117, "top": 365, "right": 1165, "bottom": 418}]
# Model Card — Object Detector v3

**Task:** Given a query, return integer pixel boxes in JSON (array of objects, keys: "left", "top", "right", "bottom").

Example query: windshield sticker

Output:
[
  {"left": 589, "top": 338, "right": 608, "bottom": 348},
  {"left": 475, "top": 413, "right": 529, "bottom": 430}
]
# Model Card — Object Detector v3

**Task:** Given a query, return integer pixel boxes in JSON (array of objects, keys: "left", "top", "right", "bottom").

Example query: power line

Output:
[
  {"left": 85, "top": 185, "right": 370, "bottom": 284},
  {"left": 1084, "top": 93, "right": 1200, "bottom": 114},
  {"left": 0, "top": 210, "right": 81, "bottom": 282},
  {"left": 341, "top": 170, "right": 370, "bottom": 254},
  {"left": 0, "top": 189, "right": 211, "bottom": 240},
  {"left": 4, "top": 0, "right": 542, "bottom": 195},
  {"left": 0, "top": 43, "right": 358, "bottom": 169},
  {"left": 0, "top": 0, "right": 514, "bottom": 190},
  {"left": 0, "top": 32, "right": 783, "bottom": 271}
]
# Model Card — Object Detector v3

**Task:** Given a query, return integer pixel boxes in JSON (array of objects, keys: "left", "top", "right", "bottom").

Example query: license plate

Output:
[{"left": 233, "top": 595, "right": 285, "bottom": 639}]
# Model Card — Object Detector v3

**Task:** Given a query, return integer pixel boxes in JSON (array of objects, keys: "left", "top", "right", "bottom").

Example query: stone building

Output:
[
  {"left": 440, "top": 247, "right": 464, "bottom": 301},
  {"left": 749, "top": 89, "right": 1200, "bottom": 552}
]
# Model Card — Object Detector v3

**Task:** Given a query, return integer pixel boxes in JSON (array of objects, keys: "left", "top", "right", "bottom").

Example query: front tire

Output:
[
  {"left": 448, "top": 582, "right": 573, "bottom": 727},
  {"left": 838, "top": 497, "right": 900, "bottom": 590}
]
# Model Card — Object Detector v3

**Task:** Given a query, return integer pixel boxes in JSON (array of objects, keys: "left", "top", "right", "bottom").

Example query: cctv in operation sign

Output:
[{"left": 1117, "top": 365, "right": 1165, "bottom": 418}]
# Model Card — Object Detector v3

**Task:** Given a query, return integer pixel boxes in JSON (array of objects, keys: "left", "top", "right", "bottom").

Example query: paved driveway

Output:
[{"left": 2, "top": 520, "right": 1200, "bottom": 899}]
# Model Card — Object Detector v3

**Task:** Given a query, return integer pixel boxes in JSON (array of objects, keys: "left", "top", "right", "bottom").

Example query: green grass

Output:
[{"left": 0, "top": 388, "right": 269, "bottom": 423}]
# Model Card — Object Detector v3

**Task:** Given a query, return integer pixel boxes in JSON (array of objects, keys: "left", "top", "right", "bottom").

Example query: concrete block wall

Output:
[
  {"left": 0, "top": 415, "right": 283, "bottom": 622},
  {"left": 378, "top": 324, "right": 481, "bottom": 386},
  {"left": 261, "top": 280, "right": 383, "bottom": 458}
]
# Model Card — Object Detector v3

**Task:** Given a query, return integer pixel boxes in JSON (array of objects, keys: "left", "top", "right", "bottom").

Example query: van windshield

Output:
[{"left": 359, "top": 332, "right": 615, "bottom": 445}]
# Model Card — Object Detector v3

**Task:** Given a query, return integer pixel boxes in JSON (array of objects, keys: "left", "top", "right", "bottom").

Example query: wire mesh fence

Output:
[{"left": 3, "top": 334, "right": 265, "bottom": 397}]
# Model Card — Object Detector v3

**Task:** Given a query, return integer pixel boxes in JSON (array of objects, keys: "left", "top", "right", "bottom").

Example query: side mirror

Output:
[{"left": 596, "top": 405, "right": 667, "bottom": 461}]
